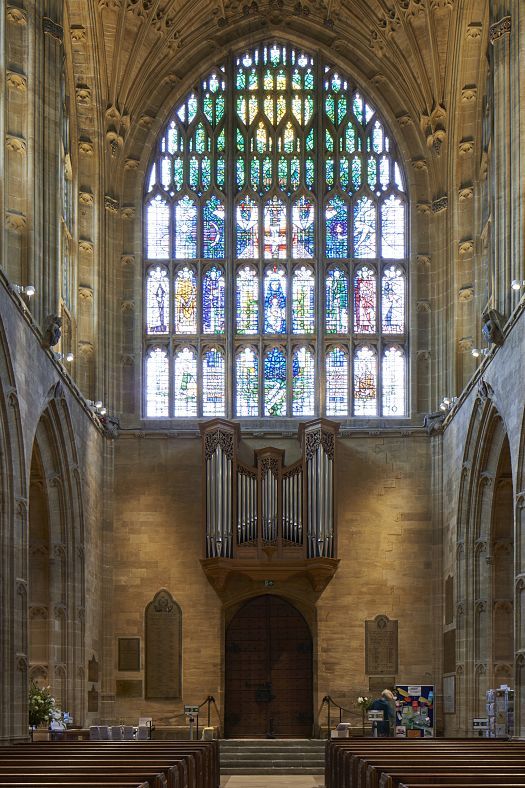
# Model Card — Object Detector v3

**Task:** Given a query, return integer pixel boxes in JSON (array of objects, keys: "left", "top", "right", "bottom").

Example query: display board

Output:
[{"left": 394, "top": 684, "right": 434, "bottom": 737}]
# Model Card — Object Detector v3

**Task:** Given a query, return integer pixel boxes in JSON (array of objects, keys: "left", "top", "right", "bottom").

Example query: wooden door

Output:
[{"left": 225, "top": 595, "right": 313, "bottom": 738}]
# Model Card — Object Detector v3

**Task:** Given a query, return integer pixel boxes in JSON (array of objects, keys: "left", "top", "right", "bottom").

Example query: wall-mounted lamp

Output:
[
  {"left": 439, "top": 396, "right": 458, "bottom": 412},
  {"left": 12, "top": 284, "right": 36, "bottom": 297},
  {"left": 55, "top": 351, "right": 74, "bottom": 363},
  {"left": 471, "top": 347, "right": 490, "bottom": 358},
  {"left": 511, "top": 279, "right": 525, "bottom": 291}
]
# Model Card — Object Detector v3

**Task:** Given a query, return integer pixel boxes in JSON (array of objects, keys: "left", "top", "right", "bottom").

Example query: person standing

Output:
[{"left": 369, "top": 689, "right": 396, "bottom": 736}]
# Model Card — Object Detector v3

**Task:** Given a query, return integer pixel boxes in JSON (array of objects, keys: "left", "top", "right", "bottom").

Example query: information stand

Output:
[{"left": 394, "top": 685, "right": 434, "bottom": 737}]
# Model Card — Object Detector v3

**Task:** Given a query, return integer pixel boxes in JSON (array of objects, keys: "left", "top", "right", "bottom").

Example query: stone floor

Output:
[{"left": 221, "top": 778, "right": 324, "bottom": 787}]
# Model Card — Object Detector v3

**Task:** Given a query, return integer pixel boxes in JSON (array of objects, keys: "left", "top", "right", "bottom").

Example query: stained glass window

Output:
[
  {"left": 264, "top": 347, "right": 287, "bottom": 416},
  {"left": 236, "top": 348, "right": 258, "bottom": 416},
  {"left": 264, "top": 267, "right": 287, "bottom": 334},
  {"left": 144, "top": 43, "right": 409, "bottom": 418},
  {"left": 146, "top": 266, "right": 169, "bottom": 334},
  {"left": 292, "top": 197, "right": 314, "bottom": 258},
  {"left": 146, "top": 347, "right": 169, "bottom": 417},
  {"left": 203, "top": 267, "right": 225, "bottom": 333},
  {"left": 236, "top": 266, "right": 259, "bottom": 334},
  {"left": 292, "top": 267, "right": 315, "bottom": 333},
  {"left": 325, "top": 267, "right": 348, "bottom": 333},
  {"left": 264, "top": 198, "right": 287, "bottom": 259},
  {"left": 326, "top": 347, "right": 348, "bottom": 416},
  {"left": 382, "top": 265, "right": 405, "bottom": 334},
  {"left": 203, "top": 348, "right": 225, "bottom": 416},
  {"left": 203, "top": 196, "right": 225, "bottom": 258},
  {"left": 174, "top": 267, "right": 197, "bottom": 334},
  {"left": 147, "top": 196, "right": 170, "bottom": 258},
  {"left": 292, "top": 347, "right": 315, "bottom": 416},
  {"left": 354, "top": 266, "right": 376, "bottom": 333},
  {"left": 175, "top": 197, "right": 197, "bottom": 258},
  {"left": 353, "top": 346, "right": 377, "bottom": 416},
  {"left": 174, "top": 347, "right": 198, "bottom": 416},
  {"left": 382, "top": 346, "right": 405, "bottom": 416}
]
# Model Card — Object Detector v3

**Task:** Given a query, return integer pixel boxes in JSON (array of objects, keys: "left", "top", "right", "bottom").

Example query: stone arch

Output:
[
  {"left": 27, "top": 392, "right": 86, "bottom": 725},
  {"left": 455, "top": 397, "right": 514, "bottom": 734}
]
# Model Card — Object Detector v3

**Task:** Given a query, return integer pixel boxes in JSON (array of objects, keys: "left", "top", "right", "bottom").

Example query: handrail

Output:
[
  {"left": 197, "top": 695, "right": 221, "bottom": 739},
  {"left": 320, "top": 695, "right": 361, "bottom": 738}
]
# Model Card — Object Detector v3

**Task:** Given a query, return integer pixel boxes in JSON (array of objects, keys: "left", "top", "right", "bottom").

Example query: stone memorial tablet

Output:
[
  {"left": 88, "top": 654, "right": 99, "bottom": 683},
  {"left": 88, "top": 684, "right": 99, "bottom": 712},
  {"left": 369, "top": 675, "right": 395, "bottom": 692},
  {"left": 365, "top": 614, "right": 398, "bottom": 675},
  {"left": 118, "top": 637, "right": 140, "bottom": 671},
  {"left": 116, "top": 679, "right": 143, "bottom": 698},
  {"left": 145, "top": 588, "right": 181, "bottom": 699}
]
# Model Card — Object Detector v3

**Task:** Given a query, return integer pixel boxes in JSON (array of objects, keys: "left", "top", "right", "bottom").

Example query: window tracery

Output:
[{"left": 144, "top": 42, "right": 408, "bottom": 418}]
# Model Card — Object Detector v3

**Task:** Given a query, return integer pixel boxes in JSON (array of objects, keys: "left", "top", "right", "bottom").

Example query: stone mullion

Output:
[
  {"left": 490, "top": 5, "right": 512, "bottom": 317},
  {"left": 510, "top": 1, "right": 525, "bottom": 308}
]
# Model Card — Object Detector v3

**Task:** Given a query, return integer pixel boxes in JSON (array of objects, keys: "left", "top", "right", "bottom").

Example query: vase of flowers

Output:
[
  {"left": 356, "top": 695, "right": 371, "bottom": 736},
  {"left": 28, "top": 682, "right": 60, "bottom": 738}
]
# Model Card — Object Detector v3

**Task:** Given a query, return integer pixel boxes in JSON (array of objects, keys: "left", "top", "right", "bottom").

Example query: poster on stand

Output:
[{"left": 394, "top": 685, "right": 434, "bottom": 737}]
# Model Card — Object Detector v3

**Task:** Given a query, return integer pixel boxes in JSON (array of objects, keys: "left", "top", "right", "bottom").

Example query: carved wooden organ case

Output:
[{"left": 199, "top": 419, "right": 340, "bottom": 594}]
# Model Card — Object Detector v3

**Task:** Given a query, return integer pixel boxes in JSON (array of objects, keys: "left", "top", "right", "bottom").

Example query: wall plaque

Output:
[
  {"left": 118, "top": 637, "right": 140, "bottom": 671},
  {"left": 369, "top": 675, "right": 395, "bottom": 693},
  {"left": 145, "top": 589, "right": 182, "bottom": 699},
  {"left": 365, "top": 615, "right": 398, "bottom": 675},
  {"left": 88, "top": 684, "right": 99, "bottom": 712},
  {"left": 88, "top": 654, "right": 99, "bottom": 683},
  {"left": 443, "top": 674, "right": 455, "bottom": 713},
  {"left": 116, "top": 680, "right": 143, "bottom": 698}
]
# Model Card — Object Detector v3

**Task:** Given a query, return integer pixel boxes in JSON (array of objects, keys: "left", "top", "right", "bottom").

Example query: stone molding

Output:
[
  {"left": 5, "top": 134, "right": 26, "bottom": 155},
  {"left": 490, "top": 16, "right": 511, "bottom": 44},
  {"left": 42, "top": 16, "right": 64, "bottom": 42},
  {"left": 6, "top": 5, "right": 28, "bottom": 24}
]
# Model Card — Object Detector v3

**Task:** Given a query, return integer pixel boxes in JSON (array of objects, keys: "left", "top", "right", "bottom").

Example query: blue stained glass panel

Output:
[
  {"left": 174, "top": 267, "right": 197, "bottom": 333},
  {"left": 146, "top": 266, "right": 169, "bottom": 334},
  {"left": 175, "top": 196, "right": 197, "bottom": 258},
  {"left": 382, "top": 346, "right": 405, "bottom": 416},
  {"left": 264, "top": 347, "right": 287, "bottom": 416},
  {"left": 264, "top": 268, "right": 287, "bottom": 334},
  {"left": 292, "top": 197, "right": 314, "bottom": 258},
  {"left": 146, "top": 347, "right": 169, "bottom": 417},
  {"left": 236, "top": 197, "right": 259, "bottom": 257},
  {"left": 325, "top": 267, "right": 348, "bottom": 333},
  {"left": 147, "top": 196, "right": 170, "bottom": 259},
  {"left": 202, "top": 267, "right": 225, "bottom": 334},
  {"left": 236, "top": 266, "right": 259, "bottom": 334},
  {"left": 354, "top": 196, "right": 376, "bottom": 258},
  {"left": 236, "top": 348, "right": 259, "bottom": 416},
  {"left": 203, "top": 348, "right": 225, "bottom": 416},
  {"left": 382, "top": 265, "right": 405, "bottom": 333},
  {"left": 326, "top": 347, "right": 348, "bottom": 416},
  {"left": 264, "top": 199, "right": 287, "bottom": 259},
  {"left": 381, "top": 195, "right": 405, "bottom": 259},
  {"left": 292, "top": 267, "right": 315, "bottom": 333},
  {"left": 203, "top": 196, "right": 225, "bottom": 258},
  {"left": 292, "top": 347, "right": 315, "bottom": 416},
  {"left": 325, "top": 196, "right": 348, "bottom": 258},
  {"left": 353, "top": 346, "right": 377, "bottom": 416},
  {"left": 353, "top": 266, "right": 376, "bottom": 333},
  {"left": 174, "top": 347, "right": 198, "bottom": 416}
]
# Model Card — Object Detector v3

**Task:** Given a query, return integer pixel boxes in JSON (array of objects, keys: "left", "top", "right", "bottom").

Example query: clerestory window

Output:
[{"left": 143, "top": 42, "right": 408, "bottom": 419}]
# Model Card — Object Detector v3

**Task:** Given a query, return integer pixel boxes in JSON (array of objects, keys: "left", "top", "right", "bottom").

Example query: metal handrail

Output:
[{"left": 320, "top": 695, "right": 361, "bottom": 738}]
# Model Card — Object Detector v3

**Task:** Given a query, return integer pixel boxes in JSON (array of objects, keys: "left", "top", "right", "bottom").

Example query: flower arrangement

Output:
[
  {"left": 356, "top": 695, "right": 371, "bottom": 710},
  {"left": 28, "top": 682, "right": 60, "bottom": 728}
]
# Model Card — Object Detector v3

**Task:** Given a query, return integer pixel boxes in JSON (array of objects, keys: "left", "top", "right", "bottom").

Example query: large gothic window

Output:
[{"left": 144, "top": 43, "right": 408, "bottom": 419}]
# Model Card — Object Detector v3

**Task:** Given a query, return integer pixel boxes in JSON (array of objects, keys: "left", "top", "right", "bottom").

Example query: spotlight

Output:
[
  {"left": 12, "top": 283, "right": 36, "bottom": 297},
  {"left": 94, "top": 400, "right": 103, "bottom": 410},
  {"left": 511, "top": 279, "right": 525, "bottom": 291},
  {"left": 54, "top": 351, "right": 74, "bottom": 363},
  {"left": 66, "top": 352, "right": 74, "bottom": 363},
  {"left": 471, "top": 347, "right": 489, "bottom": 358},
  {"left": 99, "top": 407, "right": 107, "bottom": 416}
]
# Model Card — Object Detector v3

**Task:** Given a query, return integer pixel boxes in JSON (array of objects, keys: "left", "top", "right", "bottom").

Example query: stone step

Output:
[
  {"left": 219, "top": 738, "right": 326, "bottom": 775},
  {"left": 221, "top": 766, "right": 325, "bottom": 775}
]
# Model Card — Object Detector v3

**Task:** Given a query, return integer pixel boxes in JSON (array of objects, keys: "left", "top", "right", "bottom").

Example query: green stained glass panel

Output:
[
  {"left": 326, "top": 159, "right": 334, "bottom": 188},
  {"left": 380, "top": 155, "right": 390, "bottom": 189},
  {"left": 292, "top": 95, "right": 302, "bottom": 124},
  {"left": 264, "top": 347, "right": 287, "bottom": 416},
  {"left": 306, "top": 130, "right": 314, "bottom": 151},
  {"left": 292, "top": 69, "right": 301, "bottom": 89},
  {"left": 283, "top": 122, "right": 294, "bottom": 153},
  {"left": 248, "top": 96, "right": 258, "bottom": 124},
  {"left": 236, "top": 266, "right": 259, "bottom": 334},
  {"left": 236, "top": 158, "right": 245, "bottom": 189},
  {"left": 353, "top": 94, "right": 363, "bottom": 123},
  {"left": 216, "top": 157, "right": 225, "bottom": 188},
  {"left": 174, "top": 158, "right": 183, "bottom": 191},
  {"left": 194, "top": 124, "right": 206, "bottom": 153},
  {"left": 290, "top": 157, "right": 300, "bottom": 190},
  {"left": 340, "top": 159, "right": 349, "bottom": 189},
  {"left": 248, "top": 68, "right": 258, "bottom": 90},
  {"left": 344, "top": 124, "right": 356, "bottom": 153},
  {"left": 372, "top": 121, "right": 383, "bottom": 152},
  {"left": 204, "top": 95, "right": 213, "bottom": 124},
  {"left": 189, "top": 157, "right": 198, "bottom": 190},
  {"left": 264, "top": 69, "right": 273, "bottom": 90},
  {"left": 263, "top": 157, "right": 272, "bottom": 191},
  {"left": 250, "top": 158, "right": 259, "bottom": 190},
  {"left": 264, "top": 96, "right": 274, "bottom": 124},
  {"left": 216, "top": 95, "right": 225, "bottom": 123},
  {"left": 236, "top": 71, "right": 245, "bottom": 89},
  {"left": 326, "top": 130, "right": 334, "bottom": 152},
  {"left": 305, "top": 158, "right": 314, "bottom": 189},
  {"left": 276, "top": 69, "right": 286, "bottom": 89},
  {"left": 236, "top": 129, "right": 244, "bottom": 151},
  {"left": 236, "top": 348, "right": 259, "bottom": 416},
  {"left": 337, "top": 95, "right": 347, "bottom": 123},
  {"left": 352, "top": 156, "right": 361, "bottom": 189},
  {"left": 278, "top": 157, "right": 287, "bottom": 189},
  {"left": 368, "top": 156, "right": 377, "bottom": 189},
  {"left": 326, "top": 95, "right": 335, "bottom": 123},
  {"left": 276, "top": 95, "right": 286, "bottom": 124},
  {"left": 217, "top": 129, "right": 225, "bottom": 152},
  {"left": 237, "top": 96, "right": 246, "bottom": 124},
  {"left": 202, "top": 157, "right": 211, "bottom": 190},
  {"left": 304, "top": 69, "right": 314, "bottom": 90},
  {"left": 188, "top": 95, "right": 197, "bottom": 124}
]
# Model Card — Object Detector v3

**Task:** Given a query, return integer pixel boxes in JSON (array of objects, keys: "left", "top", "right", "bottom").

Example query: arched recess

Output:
[
  {"left": 513, "top": 401, "right": 525, "bottom": 737},
  {"left": 27, "top": 389, "right": 85, "bottom": 725},
  {"left": 455, "top": 393, "right": 514, "bottom": 735},
  {"left": 0, "top": 313, "right": 27, "bottom": 742}
]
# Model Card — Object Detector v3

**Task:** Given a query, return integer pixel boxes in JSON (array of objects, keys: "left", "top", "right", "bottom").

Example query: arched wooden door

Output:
[{"left": 225, "top": 595, "right": 313, "bottom": 738}]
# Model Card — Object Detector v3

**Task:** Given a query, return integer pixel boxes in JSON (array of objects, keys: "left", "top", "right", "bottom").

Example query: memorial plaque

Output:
[
  {"left": 365, "top": 615, "right": 398, "bottom": 675},
  {"left": 116, "top": 679, "right": 143, "bottom": 698},
  {"left": 145, "top": 589, "right": 182, "bottom": 699},
  {"left": 443, "top": 674, "right": 455, "bottom": 714},
  {"left": 88, "top": 654, "right": 99, "bottom": 683},
  {"left": 118, "top": 637, "right": 140, "bottom": 671},
  {"left": 88, "top": 684, "right": 99, "bottom": 712}
]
